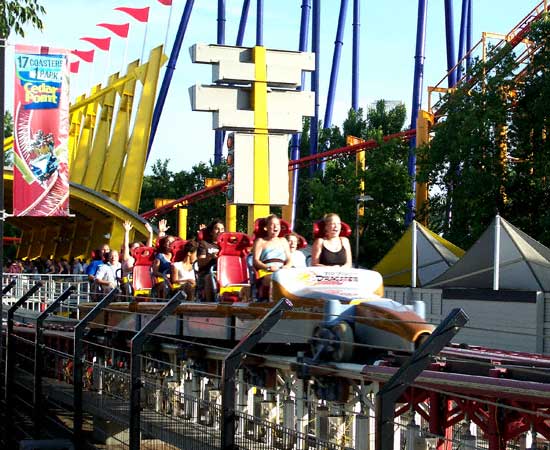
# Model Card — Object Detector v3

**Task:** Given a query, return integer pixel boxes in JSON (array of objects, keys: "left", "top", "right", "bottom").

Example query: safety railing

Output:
[{"left": 2, "top": 273, "right": 90, "bottom": 317}]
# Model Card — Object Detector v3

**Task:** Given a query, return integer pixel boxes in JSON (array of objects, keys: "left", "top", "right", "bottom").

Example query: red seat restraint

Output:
[
  {"left": 132, "top": 246, "right": 156, "bottom": 296},
  {"left": 313, "top": 219, "right": 352, "bottom": 239},
  {"left": 253, "top": 217, "right": 292, "bottom": 240},
  {"left": 170, "top": 239, "right": 189, "bottom": 262},
  {"left": 294, "top": 233, "right": 308, "bottom": 249},
  {"left": 216, "top": 232, "right": 253, "bottom": 302}
]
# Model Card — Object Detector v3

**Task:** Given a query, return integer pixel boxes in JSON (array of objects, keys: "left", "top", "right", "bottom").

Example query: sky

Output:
[{"left": 4, "top": 0, "right": 543, "bottom": 174}]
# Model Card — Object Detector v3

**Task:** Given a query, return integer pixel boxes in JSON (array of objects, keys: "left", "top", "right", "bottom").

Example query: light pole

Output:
[{"left": 355, "top": 195, "right": 372, "bottom": 268}]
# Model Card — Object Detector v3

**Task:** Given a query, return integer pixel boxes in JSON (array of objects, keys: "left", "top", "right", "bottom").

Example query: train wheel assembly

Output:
[{"left": 311, "top": 322, "right": 354, "bottom": 363}]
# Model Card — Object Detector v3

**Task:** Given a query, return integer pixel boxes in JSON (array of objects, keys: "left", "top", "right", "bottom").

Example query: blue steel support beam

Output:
[
  {"left": 457, "top": 0, "right": 469, "bottom": 81},
  {"left": 466, "top": 0, "right": 473, "bottom": 72},
  {"left": 309, "top": 0, "right": 321, "bottom": 175},
  {"left": 236, "top": 0, "right": 251, "bottom": 46},
  {"left": 147, "top": 0, "right": 195, "bottom": 160},
  {"left": 323, "top": 0, "right": 349, "bottom": 143},
  {"left": 444, "top": 0, "right": 457, "bottom": 87},
  {"left": 214, "top": 0, "right": 227, "bottom": 164},
  {"left": 352, "top": 0, "right": 360, "bottom": 111},
  {"left": 406, "top": 0, "right": 428, "bottom": 225},
  {"left": 256, "top": 0, "right": 264, "bottom": 46},
  {"left": 289, "top": 0, "right": 312, "bottom": 228}
]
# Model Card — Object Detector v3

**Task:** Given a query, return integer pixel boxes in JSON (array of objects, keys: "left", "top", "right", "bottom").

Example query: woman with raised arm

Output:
[{"left": 311, "top": 213, "right": 352, "bottom": 268}]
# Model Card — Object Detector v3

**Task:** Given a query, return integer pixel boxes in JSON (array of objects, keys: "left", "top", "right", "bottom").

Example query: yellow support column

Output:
[
  {"left": 226, "top": 202, "right": 237, "bottom": 232},
  {"left": 178, "top": 208, "right": 188, "bottom": 240},
  {"left": 71, "top": 84, "right": 101, "bottom": 184},
  {"left": 348, "top": 136, "right": 366, "bottom": 216},
  {"left": 281, "top": 170, "right": 294, "bottom": 224},
  {"left": 119, "top": 46, "right": 166, "bottom": 212},
  {"left": 415, "top": 110, "right": 433, "bottom": 224},
  {"left": 248, "top": 46, "right": 271, "bottom": 234}
]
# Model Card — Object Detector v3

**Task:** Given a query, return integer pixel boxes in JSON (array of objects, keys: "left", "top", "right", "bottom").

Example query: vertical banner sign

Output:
[{"left": 13, "top": 45, "right": 70, "bottom": 216}]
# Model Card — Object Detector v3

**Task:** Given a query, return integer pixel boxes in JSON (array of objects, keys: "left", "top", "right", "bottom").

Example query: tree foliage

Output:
[
  {"left": 140, "top": 159, "right": 230, "bottom": 237},
  {"left": 0, "top": 0, "right": 45, "bottom": 38},
  {"left": 295, "top": 101, "right": 411, "bottom": 267},
  {"left": 418, "top": 14, "right": 550, "bottom": 249},
  {"left": 141, "top": 101, "right": 411, "bottom": 268}
]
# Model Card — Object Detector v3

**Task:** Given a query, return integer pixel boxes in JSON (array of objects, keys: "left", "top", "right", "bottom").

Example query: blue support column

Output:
[
  {"left": 323, "top": 0, "right": 349, "bottom": 160},
  {"left": 147, "top": 0, "right": 195, "bottom": 160},
  {"left": 457, "top": 0, "right": 469, "bottom": 81},
  {"left": 406, "top": 0, "right": 428, "bottom": 225},
  {"left": 215, "top": 0, "right": 227, "bottom": 164},
  {"left": 236, "top": 0, "right": 251, "bottom": 46},
  {"left": 466, "top": 0, "right": 473, "bottom": 72},
  {"left": 289, "top": 0, "right": 311, "bottom": 228},
  {"left": 309, "top": 0, "right": 321, "bottom": 176},
  {"left": 444, "top": 0, "right": 457, "bottom": 87},
  {"left": 256, "top": 0, "right": 264, "bottom": 46},
  {"left": 352, "top": 0, "right": 360, "bottom": 111}
]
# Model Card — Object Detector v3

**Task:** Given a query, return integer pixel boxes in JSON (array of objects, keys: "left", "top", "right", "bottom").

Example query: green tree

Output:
[
  {"left": 1, "top": 1, "right": 45, "bottom": 38},
  {"left": 4, "top": 110, "right": 14, "bottom": 167},
  {"left": 140, "top": 159, "right": 229, "bottom": 238},
  {"left": 507, "top": 15, "right": 550, "bottom": 245},
  {"left": 418, "top": 48, "right": 517, "bottom": 249},
  {"left": 296, "top": 103, "right": 411, "bottom": 267}
]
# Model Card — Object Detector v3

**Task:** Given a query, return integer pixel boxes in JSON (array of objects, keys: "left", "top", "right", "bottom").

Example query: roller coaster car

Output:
[
  {"left": 81, "top": 264, "right": 433, "bottom": 363},
  {"left": 270, "top": 267, "right": 434, "bottom": 362}
]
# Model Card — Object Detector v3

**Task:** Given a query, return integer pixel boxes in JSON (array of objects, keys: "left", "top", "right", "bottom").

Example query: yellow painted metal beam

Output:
[
  {"left": 82, "top": 73, "right": 119, "bottom": 190},
  {"left": 118, "top": 46, "right": 166, "bottom": 211},
  {"left": 101, "top": 60, "right": 139, "bottom": 195},
  {"left": 71, "top": 84, "right": 101, "bottom": 184}
]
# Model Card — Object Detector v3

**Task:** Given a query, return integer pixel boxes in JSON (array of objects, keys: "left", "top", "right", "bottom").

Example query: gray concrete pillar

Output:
[
  {"left": 236, "top": 369, "right": 247, "bottom": 435},
  {"left": 328, "top": 403, "right": 346, "bottom": 446},
  {"left": 316, "top": 405, "right": 329, "bottom": 442},
  {"left": 183, "top": 372, "right": 193, "bottom": 419},
  {"left": 295, "top": 378, "right": 309, "bottom": 450},
  {"left": 192, "top": 370, "right": 200, "bottom": 422}
]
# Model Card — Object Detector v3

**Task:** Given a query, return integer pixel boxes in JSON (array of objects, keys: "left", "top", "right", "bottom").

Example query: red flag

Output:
[
  {"left": 158, "top": 0, "right": 172, "bottom": 5},
  {"left": 97, "top": 22, "right": 130, "bottom": 38},
  {"left": 70, "top": 61, "right": 80, "bottom": 73},
  {"left": 80, "top": 36, "right": 111, "bottom": 51},
  {"left": 71, "top": 49, "right": 95, "bottom": 63},
  {"left": 114, "top": 6, "right": 150, "bottom": 23}
]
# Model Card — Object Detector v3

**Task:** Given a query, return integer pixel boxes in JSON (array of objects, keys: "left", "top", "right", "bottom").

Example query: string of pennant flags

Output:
[{"left": 70, "top": 1, "right": 172, "bottom": 74}]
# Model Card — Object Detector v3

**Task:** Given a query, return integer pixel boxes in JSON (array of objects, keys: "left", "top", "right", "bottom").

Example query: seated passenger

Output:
[
  {"left": 94, "top": 250, "right": 121, "bottom": 294},
  {"left": 197, "top": 219, "right": 225, "bottom": 301},
  {"left": 152, "top": 236, "right": 175, "bottom": 299},
  {"left": 311, "top": 213, "right": 352, "bottom": 268},
  {"left": 172, "top": 240, "right": 198, "bottom": 301},
  {"left": 286, "top": 232, "right": 307, "bottom": 268},
  {"left": 252, "top": 214, "right": 292, "bottom": 298},
  {"left": 86, "top": 249, "right": 105, "bottom": 283}
]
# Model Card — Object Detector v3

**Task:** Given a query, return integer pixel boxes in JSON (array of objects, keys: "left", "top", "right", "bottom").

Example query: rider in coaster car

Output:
[{"left": 252, "top": 214, "right": 292, "bottom": 300}]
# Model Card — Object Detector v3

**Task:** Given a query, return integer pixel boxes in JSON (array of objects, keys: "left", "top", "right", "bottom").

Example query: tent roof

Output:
[
  {"left": 373, "top": 221, "right": 464, "bottom": 287},
  {"left": 426, "top": 216, "right": 550, "bottom": 291}
]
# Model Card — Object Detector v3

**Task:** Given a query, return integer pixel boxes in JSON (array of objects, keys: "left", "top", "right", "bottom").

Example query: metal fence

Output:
[{"left": 2, "top": 273, "right": 90, "bottom": 318}]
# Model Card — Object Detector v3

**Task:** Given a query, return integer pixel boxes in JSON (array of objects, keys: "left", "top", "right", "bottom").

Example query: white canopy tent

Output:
[{"left": 426, "top": 216, "right": 550, "bottom": 291}]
